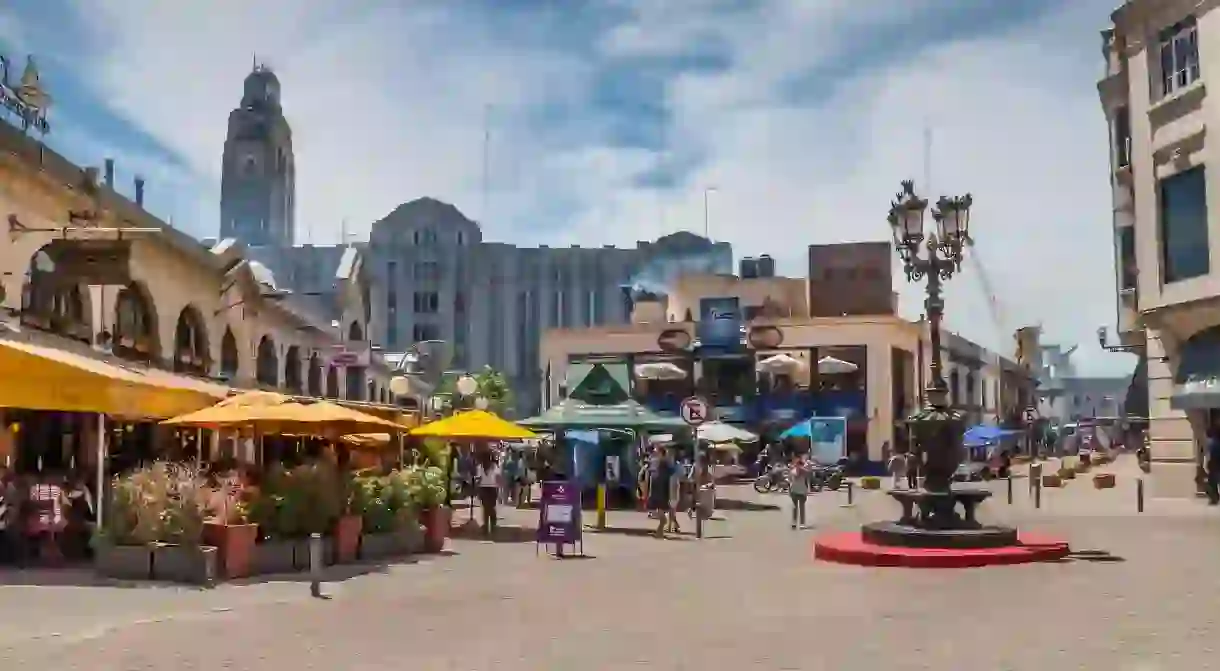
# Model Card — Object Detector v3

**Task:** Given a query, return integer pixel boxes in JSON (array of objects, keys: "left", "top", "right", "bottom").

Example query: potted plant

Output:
[
  {"left": 202, "top": 475, "right": 259, "bottom": 579},
  {"left": 333, "top": 470, "right": 366, "bottom": 564},
  {"left": 357, "top": 474, "right": 403, "bottom": 560},
  {"left": 248, "top": 463, "right": 340, "bottom": 573},
  {"left": 145, "top": 463, "right": 215, "bottom": 585},
  {"left": 401, "top": 465, "right": 450, "bottom": 552},
  {"left": 95, "top": 468, "right": 157, "bottom": 580}
]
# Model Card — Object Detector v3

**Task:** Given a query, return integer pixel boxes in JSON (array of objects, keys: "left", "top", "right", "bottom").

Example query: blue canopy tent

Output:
[
  {"left": 780, "top": 417, "right": 847, "bottom": 464},
  {"left": 962, "top": 424, "right": 1022, "bottom": 448}
]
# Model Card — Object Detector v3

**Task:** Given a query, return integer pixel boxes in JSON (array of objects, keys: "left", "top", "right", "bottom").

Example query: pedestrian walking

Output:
[
  {"left": 647, "top": 447, "right": 675, "bottom": 537},
  {"left": 475, "top": 451, "right": 501, "bottom": 536},
  {"left": 788, "top": 455, "right": 811, "bottom": 530}
]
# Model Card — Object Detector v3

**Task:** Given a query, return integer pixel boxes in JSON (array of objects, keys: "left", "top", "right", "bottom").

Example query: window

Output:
[
  {"left": 1159, "top": 166, "right": 1209, "bottom": 283},
  {"left": 413, "top": 261, "right": 440, "bottom": 281},
  {"left": 743, "top": 305, "right": 763, "bottom": 321},
  {"left": 457, "top": 231, "right": 466, "bottom": 246},
  {"left": 412, "top": 323, "right": 440, "bottom": 343},
  {"left": 1114, "top": 106, "right": 1131, "bottom": 168},
  {"left": 584, "top": 290, "right": 597, "bottom": 327},
  {"left": 1118, "top": 226, "right": 1137, "bottom": 290},
  {"left": 1160, "top": 17, "right": 1200, "bottom": 96},
  {"left": 413, "top": 291, "right": 440, "bottom": 313},
  {"left": 387, "top": 322, "right": 398, "bottom": 349}
]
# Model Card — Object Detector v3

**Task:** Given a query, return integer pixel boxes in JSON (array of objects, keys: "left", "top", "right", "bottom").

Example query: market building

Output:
[
  {"left": 0, "top": 75, "right": 394, "bottom": 427},
  {"left": 539, "top": 246, "right": 1034, "bottom": 468}
]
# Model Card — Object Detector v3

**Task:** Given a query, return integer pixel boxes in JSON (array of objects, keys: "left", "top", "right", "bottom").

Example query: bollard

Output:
[
  {"left": 1030, "top": 463, "right": 1042, "bottom": 495},
  {"left": 309, "top": 532, "right": 324, "bottom": 598},
  {"left": 1007, "top": 474, "right": 1013, "bottom": 504},
  {"left": 1034, "top": 474, "right": 1042, "bottom": 510},
  {"left": 846, "top": 480, "right": 854, "bottom": 505},
  {"left": 1137, "top": 478, "right": 1145, "bottom": 513}
]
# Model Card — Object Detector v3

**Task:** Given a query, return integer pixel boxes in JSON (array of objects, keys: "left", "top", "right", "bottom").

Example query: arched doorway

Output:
[
  {"left": 20, "top": 248, "right": 93, "bottom": 342},
  {"left": 284, "top": 345, "right": 303, "bottom": 394},
  {"left": 220, "top": 327, "right": 240, "bottom": 380},
  {"left": 173, "top": 305, "right": 210, "bottom": 375},
  {"left": 113, "top": 283, "right": 160, "bottom": 363},
  {"left": 348, "top": 321, "right": 363, "bottom": 341},
  {"left": 326, "top": 365, "right": 339, "bottom": 399},
  {"left": 256, "top": 336, "right": 279, "bottom": 388},
  {"left": 307, "top": 352, "right": 322, "bottom": 397}
]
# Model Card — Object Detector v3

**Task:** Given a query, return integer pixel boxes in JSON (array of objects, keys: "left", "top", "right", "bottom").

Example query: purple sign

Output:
[{"left": 537, "top": 480, "right": 582, "bottom": 545}]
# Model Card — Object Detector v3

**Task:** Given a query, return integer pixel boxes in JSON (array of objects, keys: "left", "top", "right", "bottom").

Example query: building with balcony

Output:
[
  {"left": 539, "top": 246, "right": 1032, "bottom": 468},
  {"left": 1100, "top": 0, "right": 1220, "bottom": 497}
]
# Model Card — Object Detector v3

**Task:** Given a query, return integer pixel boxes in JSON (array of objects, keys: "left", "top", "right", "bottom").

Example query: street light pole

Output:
[{"left": 888, "top": 180, "right": 973, "bottom": 495}]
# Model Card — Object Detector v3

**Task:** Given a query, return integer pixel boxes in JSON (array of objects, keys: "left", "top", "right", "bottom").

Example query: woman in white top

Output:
[{"left": 475, "top": 451, "right": 502, "bottom": 536}]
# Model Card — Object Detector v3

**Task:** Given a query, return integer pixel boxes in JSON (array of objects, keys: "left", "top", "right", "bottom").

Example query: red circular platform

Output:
[{"left": 813, "top": 531, "right": 1070, "bottom": 568}]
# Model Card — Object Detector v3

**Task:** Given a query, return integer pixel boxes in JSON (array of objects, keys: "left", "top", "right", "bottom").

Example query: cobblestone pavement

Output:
[{"left": 2, "top": 456, "right": 1218, "bottom": 669}]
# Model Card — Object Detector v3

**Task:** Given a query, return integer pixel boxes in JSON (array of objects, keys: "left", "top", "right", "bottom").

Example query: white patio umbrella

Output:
[
  {"left": 757, "top": 353, "right": 805, "bottom": 374},
  {"left": 634, "top": 361, "right": 687, "bottom": 380},
  {"left": 817, "top": 355, "right": 859, "bottom": 374},
  {"left": 697, "top": 421, "right": 758, "bottom": 444}
]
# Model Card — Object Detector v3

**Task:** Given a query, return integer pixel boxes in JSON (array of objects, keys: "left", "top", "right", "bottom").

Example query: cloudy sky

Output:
[{"left": 0, "top": 0, "right": 1134, "bottom": 375}]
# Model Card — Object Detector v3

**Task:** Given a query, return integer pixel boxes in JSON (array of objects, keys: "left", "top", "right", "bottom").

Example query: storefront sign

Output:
[
  {"left": 0, "top": 55, "right": 50, "bottom": 134},
  {"left": 536, "top": 480, "right": 582, "bottom": 546},
  {"left": 697, "top": 297, "right": 742, "bottom": 348}
]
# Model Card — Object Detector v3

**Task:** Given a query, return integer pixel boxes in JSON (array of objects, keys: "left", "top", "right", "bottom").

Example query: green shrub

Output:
[{"left": 105, "top": 462, "right": 205, "bottom": 546}]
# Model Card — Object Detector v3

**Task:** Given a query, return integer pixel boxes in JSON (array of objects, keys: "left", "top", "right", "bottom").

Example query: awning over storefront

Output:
[
  {"left": 1171, "top": 327, "right": 1220, "bottom": 410},
  {"left": 0, "top": 338, "right": 229, "bottom": 419}
]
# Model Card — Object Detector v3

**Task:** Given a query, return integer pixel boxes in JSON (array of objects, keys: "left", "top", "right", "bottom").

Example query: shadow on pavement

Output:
[
  {"left": 450, "top": 523, "right": 538, "bottom": 544},
  {"left": 587, "top": 525, "right": 696, "bottom": 541},
  {"left": 715, "top": 498, "right": 781, "bottom": 512},
  {"left": 1062, "top": 549, "right": 1127, "bottom": 563}
]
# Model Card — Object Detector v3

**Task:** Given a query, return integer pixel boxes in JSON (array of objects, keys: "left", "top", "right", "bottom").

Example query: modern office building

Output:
[
  {"left": 1100, "top": 0, "right": 1220, "bottom": 497},
  {"left": 362, "top": 200, "right": 732, "bottom": 416}
]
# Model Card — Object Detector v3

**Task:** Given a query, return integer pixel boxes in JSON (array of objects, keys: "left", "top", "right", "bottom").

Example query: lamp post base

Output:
[{"left": 813, "top": 487, "right": 1069, "bottom": 568}]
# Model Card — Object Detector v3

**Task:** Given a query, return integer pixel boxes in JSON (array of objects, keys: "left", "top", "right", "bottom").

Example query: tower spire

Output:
[{"left": 252, "top": 52, "right": 258, "bottom": 71}]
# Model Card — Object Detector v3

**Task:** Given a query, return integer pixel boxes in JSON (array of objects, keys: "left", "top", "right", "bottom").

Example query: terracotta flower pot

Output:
[
  {"left": 203, "top": 521, "right": 259, "bottom": 579},
  {"left": 1093, "top": 473, "right": 1116, "bottom": 489},
  {"left": 333, "top": 515, "right": 363, "bottom": 564},
  {"left": 1042, "top": 474, "right": 1062, "bottom": 488},
  {"left": 420, "top": 506, "right": 452, "bottom": 553}
]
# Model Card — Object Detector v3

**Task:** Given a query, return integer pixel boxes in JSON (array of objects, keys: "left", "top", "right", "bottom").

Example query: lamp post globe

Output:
[
  {"left": 473, "top": 396, "right": 490, "bottom": 410},
  {"left": 456, "top": 374, "right": 478, "bottom": 397}
]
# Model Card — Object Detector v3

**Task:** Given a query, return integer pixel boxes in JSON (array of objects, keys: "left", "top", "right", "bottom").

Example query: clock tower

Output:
[{"left": 219, "top": 62, "right": 295, "bottom": 247}]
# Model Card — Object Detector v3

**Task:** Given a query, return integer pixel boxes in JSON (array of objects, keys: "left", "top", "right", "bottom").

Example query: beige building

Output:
[
  {"left": 0, "top": 112, "right": 392, "bottom": 404},
  {"left": 1100, "top": 0, "right": 1220, "bottom": 497},
  {"left": 539, "top": 269, "right": 1031, "bottom": 464}
]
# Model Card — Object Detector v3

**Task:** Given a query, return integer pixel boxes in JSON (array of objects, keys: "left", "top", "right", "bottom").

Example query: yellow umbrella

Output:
[
  {"left": 341, "top": 433, "right": 392, "bottom": 448},
  {"left": 161, "top": 395, "right": 301, "bottom": 430},
  {"left": 410, "top": 409, "right": 538, "bottom": 441},
  {"left": 216, "top": 390, "right": 293, "bottom": 408},
  {"left": 298, "top": 401, "right": 407, "bottom": 437}
]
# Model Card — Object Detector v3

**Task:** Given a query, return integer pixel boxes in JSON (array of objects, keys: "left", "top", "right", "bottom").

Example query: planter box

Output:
[
  {"left": 1042, "top": 474, "right": 1062, "bottom": 488},
  {"left": 251, "top": 539, "right": 298, "bottom": 575},
  {"left": 333, "top": 515, "right": 363, "bottom": 564},
  {"left": 1074, "top": 461, "right": 1091, "bottom": 474},
  {"left": 203, "top": 522, "right": 258, "bottom": 579},
  {"left": 859, "top": 477, "right": 881, "bottom": 490},
  {"left": 1093, "top": 473, "right": 1116, "bottom": 489},
  {"left": 358, "top": 532, "right": 405, "bottom": 561},
  {"left": 1059, "top": 469, "right": 1076, "bottom": 480},
  {"left": 95, "top": 543, "right": 153, "bottom": 581},
  {"left": 402, "top": 522, "right": 426, "bottom": 554},
  {"left": 420, "top": 507, "right": 453, "bottom": 553},
  {"left": 1090, "top": 453, "right": 1108, "bottom": 466},
  {"left": 151, "top": 544, "right": 218, "bottom": 585}
]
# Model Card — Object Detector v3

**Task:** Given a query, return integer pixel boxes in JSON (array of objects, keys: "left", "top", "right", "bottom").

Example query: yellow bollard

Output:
[{"left": 596, "top": 483, "right": 607, "bottom": 529}]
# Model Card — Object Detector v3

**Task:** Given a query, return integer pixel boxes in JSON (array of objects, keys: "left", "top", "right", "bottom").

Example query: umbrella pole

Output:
[{"left": 95, "top": 413, "right": 106, "bottom": 531}]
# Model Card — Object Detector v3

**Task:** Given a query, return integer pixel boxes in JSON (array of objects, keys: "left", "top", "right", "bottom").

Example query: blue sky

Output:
[{"left": 0, "top": 0, "right": 1132, "bottom": 375}]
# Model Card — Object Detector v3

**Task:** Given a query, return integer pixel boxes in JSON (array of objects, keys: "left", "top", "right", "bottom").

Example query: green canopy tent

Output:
[{"left": 519, "top": 399, "right": 689, "bottom": 431}]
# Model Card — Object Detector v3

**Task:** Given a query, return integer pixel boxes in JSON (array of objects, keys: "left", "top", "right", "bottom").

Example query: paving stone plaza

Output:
[{"left": 0, "top": 457, "right": 1215, "bottom": 669}]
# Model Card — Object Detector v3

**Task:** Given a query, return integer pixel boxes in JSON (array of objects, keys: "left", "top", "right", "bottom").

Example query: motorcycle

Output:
[
  {"left": 809, "top": 464, "right": 844, "bottom": 492},
  {"left": 753, "top": 467, "right": 789, "bottom": 494}
]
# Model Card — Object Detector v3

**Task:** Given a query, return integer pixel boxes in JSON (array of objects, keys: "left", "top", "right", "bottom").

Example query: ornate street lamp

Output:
[
  {"left": 888, "top": 180, "right": 972, "bottom": 496},
  {"left": 853, "top": 179, "right": 1018, "bottom": 547}
]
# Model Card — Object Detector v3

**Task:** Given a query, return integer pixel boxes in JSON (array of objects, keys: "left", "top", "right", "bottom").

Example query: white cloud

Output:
[{"left": 42, "top": 0, "right": 1132, "bottom": 375}]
